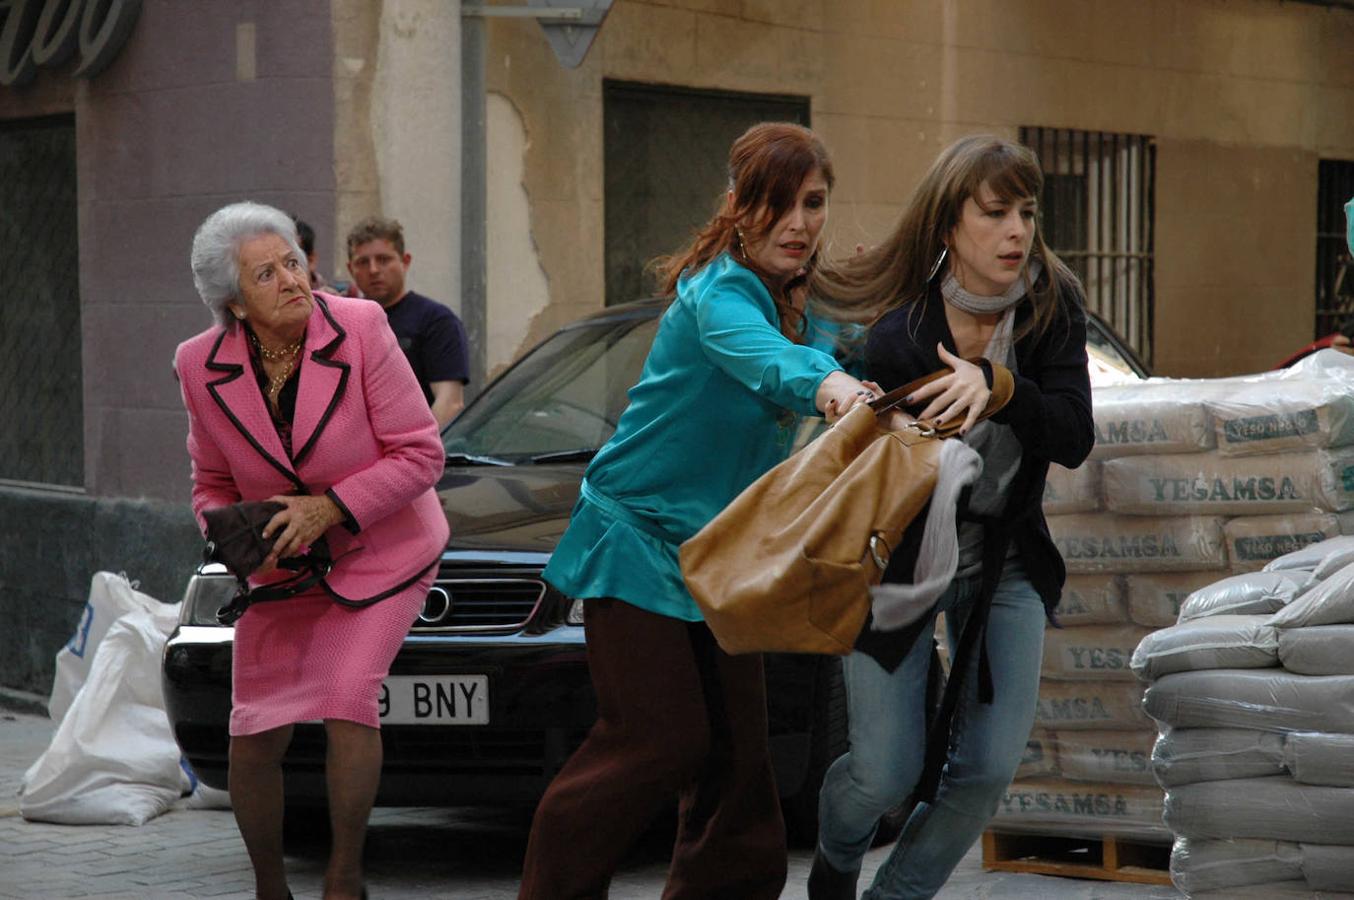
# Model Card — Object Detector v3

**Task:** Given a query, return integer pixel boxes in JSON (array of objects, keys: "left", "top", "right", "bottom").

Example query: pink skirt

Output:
[{"left": 229, "top": 567, "right": 435, "bottom": 736}]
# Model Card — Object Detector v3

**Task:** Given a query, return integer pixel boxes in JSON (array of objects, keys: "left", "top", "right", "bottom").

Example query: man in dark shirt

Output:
[{"left": 346, "top": 216, "right": 469, "bottom": 427}]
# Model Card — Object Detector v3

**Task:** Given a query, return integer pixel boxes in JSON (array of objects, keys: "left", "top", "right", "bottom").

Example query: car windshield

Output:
[
  {"left": 1085, "top": 316, "right": 1147, "bottom": 385},
  {"left": 443, "top": 313, "right": 660, "bottom": 462}
]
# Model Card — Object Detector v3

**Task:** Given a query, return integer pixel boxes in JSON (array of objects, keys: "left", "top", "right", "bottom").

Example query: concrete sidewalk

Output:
[{"left": 0, "top": 704, "right": 1178, "bottom": 899}]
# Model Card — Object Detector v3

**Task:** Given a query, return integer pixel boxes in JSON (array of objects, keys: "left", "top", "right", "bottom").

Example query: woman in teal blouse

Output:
[{"left": 517, "top": 123, "right": 877, "bottom": 900}]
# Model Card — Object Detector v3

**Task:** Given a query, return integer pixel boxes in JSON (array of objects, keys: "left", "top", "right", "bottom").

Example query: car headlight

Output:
[
  {"left": 566, "top": 598, "right": 585, "bottom": 625},
  {"left": 179, "top": 566, "right": 238, "bottom": 627}
]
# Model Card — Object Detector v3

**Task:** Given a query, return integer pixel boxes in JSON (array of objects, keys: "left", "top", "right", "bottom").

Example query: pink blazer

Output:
[{"left": 174, "top": 292, "right": 450, "bottom": 603}]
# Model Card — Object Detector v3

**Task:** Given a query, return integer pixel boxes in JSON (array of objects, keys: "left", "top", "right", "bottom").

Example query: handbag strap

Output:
[{"left": 867, "top": 358, "right": 1015, "bottom": 439}]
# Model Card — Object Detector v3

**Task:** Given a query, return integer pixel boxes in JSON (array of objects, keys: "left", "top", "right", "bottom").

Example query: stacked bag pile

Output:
[
  {"left": 1135, "top": 534, "right": 1354, "bottom": 897},
  {"left": 991, "top": 349, "right": 1354, "bottom": 846}
]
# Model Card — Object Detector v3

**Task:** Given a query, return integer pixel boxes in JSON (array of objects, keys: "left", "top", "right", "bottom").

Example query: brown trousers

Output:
[{"left": 517, "top": 597, "right": 787, "bottom": 900}]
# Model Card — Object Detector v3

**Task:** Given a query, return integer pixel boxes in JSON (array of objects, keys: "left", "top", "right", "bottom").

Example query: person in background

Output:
[
  {"left": 516, "top": 122, "right": 879, "bottom": 900},
  {"left": 346, "top": 216, "right": 469, "bottom": 428},
  {"left": 807, "top": 135, "right": 1094, "bottom": 900},
  {"left": 291, "top": 216, "right": 330, "bottom": 291},
  {"left": 175, "top": 201, "right": 448, "bottom": 900}
]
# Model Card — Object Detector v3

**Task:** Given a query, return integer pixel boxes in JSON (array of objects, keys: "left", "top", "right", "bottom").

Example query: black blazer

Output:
[{"left": 864, "top": 276, "right": 1095, "bottom": 615}]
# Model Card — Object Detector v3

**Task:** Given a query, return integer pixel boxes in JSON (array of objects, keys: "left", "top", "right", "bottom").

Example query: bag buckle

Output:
[
  {"left": 868, "top": 534, "right": 892, "bottom": 571},
  {"left": 904, "top": 421, "right": 938, "bottom": 438}
]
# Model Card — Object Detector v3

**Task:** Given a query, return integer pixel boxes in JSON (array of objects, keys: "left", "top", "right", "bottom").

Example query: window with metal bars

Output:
[
  {"left": 1019, "top": 127, "right": 1156, "bottom": 366},
  {"left": 1316, "top": 160, "right": 1354, "bottom": 340}
]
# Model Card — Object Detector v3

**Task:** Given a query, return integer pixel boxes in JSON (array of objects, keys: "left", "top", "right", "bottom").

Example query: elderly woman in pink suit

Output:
[{"left": 174, "top": 201, "right": 448, "bottom": 900}]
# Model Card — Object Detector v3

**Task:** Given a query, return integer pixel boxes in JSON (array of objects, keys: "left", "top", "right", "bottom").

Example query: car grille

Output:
[{"left": 411, "top": 577, "right": 546, "bottom": 633}]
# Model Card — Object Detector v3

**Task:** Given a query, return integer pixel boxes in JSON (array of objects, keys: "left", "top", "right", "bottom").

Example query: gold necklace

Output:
[
  {"left": 265, "top": 356, "right": 296, "bottom": 400},
  {"left": 249, "top": 331, "right": 303, "bottom": 362}
]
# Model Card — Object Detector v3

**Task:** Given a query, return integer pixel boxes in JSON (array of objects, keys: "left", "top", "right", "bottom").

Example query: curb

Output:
[{"left": 0, "top": 686, "right": 49, "bottom": 718}]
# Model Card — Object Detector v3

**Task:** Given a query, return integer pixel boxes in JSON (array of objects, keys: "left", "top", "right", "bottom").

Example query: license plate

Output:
[{"left": 379, "top": 675, "right": 489, "bottom": 725}]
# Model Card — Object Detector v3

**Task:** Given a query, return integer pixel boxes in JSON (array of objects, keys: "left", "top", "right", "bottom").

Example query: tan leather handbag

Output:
[{"left": 679, "top": 363, "right": 1015, "bottom": 656}]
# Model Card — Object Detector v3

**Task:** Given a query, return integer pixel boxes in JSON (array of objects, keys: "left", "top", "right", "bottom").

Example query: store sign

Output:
[{"left": 0, "top": 0, "right": 142, "bottom": 88}]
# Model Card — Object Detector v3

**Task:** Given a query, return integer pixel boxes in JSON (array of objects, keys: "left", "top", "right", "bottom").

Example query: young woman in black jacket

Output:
[{"left": 806, "top": 135, "right": 1095, "bottom": 900}]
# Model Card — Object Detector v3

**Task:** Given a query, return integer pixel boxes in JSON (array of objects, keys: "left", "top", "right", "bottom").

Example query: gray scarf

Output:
[{"left": 941, "top": 258, "right": 1043, "bottom": 315}]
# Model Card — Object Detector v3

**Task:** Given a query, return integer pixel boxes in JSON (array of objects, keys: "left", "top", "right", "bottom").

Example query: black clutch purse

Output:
[{"left": 202, "top": 501, "right": 331, "bottom": 625}]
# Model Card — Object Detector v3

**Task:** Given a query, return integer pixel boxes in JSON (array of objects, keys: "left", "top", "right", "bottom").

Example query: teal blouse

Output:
[{"left": 542, "top": 253, "right": 847, "bottom": 622}]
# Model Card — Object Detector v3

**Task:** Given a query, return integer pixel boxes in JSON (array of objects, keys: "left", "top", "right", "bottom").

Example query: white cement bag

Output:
[
  {"left": 1056, "top": 575, "right": 1127, "bottom": 626},
  {"left": 1268, "top": 560, "right": 1354, "bottom": 629},
  {"left": 1130, "top": 615, "right": 1279, "bottom": 682},
  {"left": 1017, "top": 730, "right": 1061, "bottom": 780},
  {"left": 1103, "top": 448, "right": 1354, "bottom": 516},
  {"left": 1225, "top": 512, "right": 1350, "bottom": 573},
  {"left": 1302, "top": 842, "right": 1354, "bottom": 892},
  {"left": 1050, "top": 514, "right": 1227, "bottom": 574},
  {"left": 48, "top": 572, "right": 164, "bottom": 724},
  {"left": 1089, "top": 379, "right": 1224, "bottom": 460},
  {"left": 1152, "top": 728, "right": 1286, "bottom": 787},
  {"left": 1035, "top": 681, "right": 1154, "bottom": 731},
  {"left": 993, "top": 778, "right": 1167, "bottom": 838},
  {"left": 1191, "top": 883, "right": 1354, "bottom": 900},
  {"left": 1283, "top": 732, "right": 1354, "bottom": 787},
  {"left": 1165, "top": 776, "right": 1354, "bottom": 844},
  {"left": 1170, "top": 836, "right": 1302, "bottom": 894},
  {"left": 1264, "top": 533, "right": 1354, "bottom": 577},
  {"left": 1043, "top": 461, "right": 1102, "bottom": 514},
  {"left": 1042, "top": 625, "right": 1152, "bottom": 681},
  {"left": 1125, "top": 571, "right": 1225, "bottom": 627},
  {"left": 20, "top": 605, "right": 184, "bottom": 825},
  {"left": 1178, "top": 570, "right": 1306, "bottom": 622},
  {"left": 1209, "top": 378, "right": 1354, "bottom": 457},
  {"left": 1144, "top": 670, "right": 1354, "bottom": 733},
  {"left": 1052, "top": 729, "right": 1156, "bottom": 785},
  {"left": 1278, "top": 624, "right": 1354, "bottom": 676}
]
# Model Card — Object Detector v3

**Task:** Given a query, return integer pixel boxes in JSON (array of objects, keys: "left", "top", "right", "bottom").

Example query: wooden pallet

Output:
[{"left": 982, "top": 830, "right": 1172, "bottom": 885}]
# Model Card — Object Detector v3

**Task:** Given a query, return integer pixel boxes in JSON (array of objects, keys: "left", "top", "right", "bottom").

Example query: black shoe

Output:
[{"left": 807, "top": 849, "right": 858, "bottom": 900}]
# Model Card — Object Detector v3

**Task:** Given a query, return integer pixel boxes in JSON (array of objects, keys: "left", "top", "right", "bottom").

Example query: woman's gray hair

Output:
[{"left": 190, "top": 201, "right": 304, "bottom": 327}]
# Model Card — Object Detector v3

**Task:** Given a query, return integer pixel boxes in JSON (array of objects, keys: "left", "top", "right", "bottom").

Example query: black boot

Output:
[{"left": 808, "top": 848, "right": 858, "bottom": 900}]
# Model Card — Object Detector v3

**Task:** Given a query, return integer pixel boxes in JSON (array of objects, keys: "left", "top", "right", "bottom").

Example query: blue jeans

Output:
[{"left": 816, "top": 561, "right": 1046, "bottom": 899}]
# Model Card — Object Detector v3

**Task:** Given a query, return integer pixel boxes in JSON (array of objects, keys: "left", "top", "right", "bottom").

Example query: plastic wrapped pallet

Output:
[
  {"left": 1041, "top": 625, "right": 1151, "bottom": 681},
  {"left": 1208, "top": 377, "right": 1354, "bottom": 457},
  {"left": 1177, "top": 570, "right": 1306, "bottom": 622},
  {"left": 993, "top": 778, "right": 1165, "bottom": 838},
  {"left": 1051, "top": 729, "right": 1156, "bottom": 786},
  {"left": 1170, "top": 836, "right": 1302, "bottom": 894},
  {"left": 1144, "top": 669, "right": 1354, "bottom": 733},
  {"left": 1049, "top": 514, "right": 1227, "bottom": 574},
  {"left": 1164, "top": 776, "right": 1354, "bottom": 844},
  {"left": 1278, "top": 624, "right": 1354, "bottom": 676},
  {"left": 1103, "top": 448, "right": 1354, "bottom": 516},
  {"left": 1191, "top": 883, "right": 1354, "bottom": 899},
  {"left": 1034, "top": 680, "right": 1155, "bottom": 731},
  {"left": 1088, "top": 379, "right": 1226, "bottom": 460},
  {"left": 1129, "top": 615, "right": 1279, "bottom": 681},
  {"left": 1268, "top": 560, "right": 1354, "bottom": 629},
  {"left": 1056, "top": 575, "right": 1128, "bottom": 626},
  {"left": 1124, "top": 571, "right": 1224, "bottom": 626},
  {"left": 1224, "top": 512, "right": 1353, "bottom": 572},
  {"left": 1043, "top": 461, "right": 1101, "bottom": 514},
  {"left": 1152, "top": 728, "right": 1286, "bottom": 787}
]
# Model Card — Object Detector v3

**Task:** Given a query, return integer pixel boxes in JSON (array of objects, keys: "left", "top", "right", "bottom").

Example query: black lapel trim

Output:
[
  {"left": 204, "top": 328, "right": 307, "bottom": 492},
  {"left": 292, "top": 296, "right": 351, "bottom": 466}
]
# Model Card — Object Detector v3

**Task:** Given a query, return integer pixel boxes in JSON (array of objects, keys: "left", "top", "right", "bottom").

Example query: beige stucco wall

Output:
[{"left": 484, "top": 0, "right": 1354, "bottom": 377}]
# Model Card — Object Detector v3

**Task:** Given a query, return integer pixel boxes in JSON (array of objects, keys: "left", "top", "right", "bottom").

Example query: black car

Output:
[{"left": 162, "top": 299, "right": 1147, "bottom": 840}]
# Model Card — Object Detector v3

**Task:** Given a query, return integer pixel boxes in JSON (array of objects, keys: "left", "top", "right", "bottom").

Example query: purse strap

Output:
[{"left": 867, "top": 358, "right": 1015, "bottom": 439}]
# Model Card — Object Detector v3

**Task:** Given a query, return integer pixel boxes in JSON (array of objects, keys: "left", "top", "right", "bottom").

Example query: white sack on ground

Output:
[
  {"left": 1152, "top": 728, "right": 1286, "bottom": 787},
  {"left": 1144, "top": 670, "right": 1354, "bottom": 733},
  {"left": 1164, "top": 776, "right": 1354, "bottom": 844},
  {"left": 1050, "top": 514, "right": 1227, "bottom": 574},
  {"left": 1035, "top": 680, "right": 1155, "bottom": 731},
  {"left": 1264, "top": 533, "right": 1354, "bottom": 577},
  {"left": 993, "top": 778, "right": 1167, "bottom": 838},
  {"left": 1268, "top": 560, "right": 1354, "bottom": 629},
  {"left": 1103, "top": 448, "right": 1354, "bottom": 516},
  {"left": 1302, "top": 842, "right": 1354, "bottom": 892},
  {"left": 1041, "top": 625, "right": 1152, "bottom": 681},
  {"left": 1130, "top": 615, "right": 1279, "bottom": 682},
  {"left": 1282, "top": 732, "right": 1354, "bottom": 787},
  {"left": 1177, "top": 570, "right": 1306, "bottom": 622},
  {"left": 1043, "top": 461, "right": 1102, "bottom": 514},
  {"left": 1170, "top": 836, "right": 1302, "bottom": 894},
  {"left": 1278, "top": 624, "right": 1354, "bottom": 675},
  {"left": 20, "top": 606, "right": 184, "bottom": 825},
  {"left": 1017, "top": 730, "right": 1060, "bottom": 780},
  {"left": 1051, "top": 729, "right": 1156, "bottom": 785},
  {"left": 1225, "top": 512, "right": 1350, "bottom": 573},
  {"left": 1088, "top": 379, "right": 1225, "bottom": 460},
  {"left": 1208, "top": 378, "right": 1354, "bottom": 457},
  {"left": 1056, "top": 575, "right": 1128, "bottom": 626},
  {"left": 1126, "top": 571, "right": 1226, "bottom": 627},
  {"left": 48, "top": 572, "right": 164, "bottom": 724}
]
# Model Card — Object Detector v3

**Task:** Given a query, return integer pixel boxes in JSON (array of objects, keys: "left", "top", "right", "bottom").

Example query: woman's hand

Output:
[
  {"left": 259, "top": 494, "right": 344, "bottom": 570},
  {"left": 904, "top": 343, "right": 992, "bottom": 436},
  {"left": 816, "top": 371, "right": 883, "bottom": 424}
]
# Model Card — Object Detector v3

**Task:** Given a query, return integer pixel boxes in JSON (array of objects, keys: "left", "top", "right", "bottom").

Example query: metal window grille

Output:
[
  {"left": 1020, "top": 127, "right": 1156, "bottom": 366},
  {"left": 1316, "top": 159, "right": 1354, "bottom": 339},
  {"left": 0, "top": 114, "right": 82, "bottom": 487}
]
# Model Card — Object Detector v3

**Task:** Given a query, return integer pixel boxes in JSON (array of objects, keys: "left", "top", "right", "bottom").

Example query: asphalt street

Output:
[{"left": 0, "top": 708, "right": 1179, "bottom": 899}]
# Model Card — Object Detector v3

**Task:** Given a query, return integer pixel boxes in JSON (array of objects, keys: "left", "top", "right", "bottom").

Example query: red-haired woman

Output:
[{"left": 517, "top": 122, "right": 876, "bottom": 899}]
